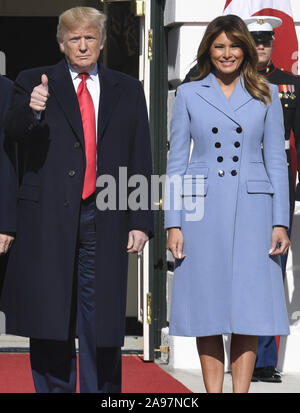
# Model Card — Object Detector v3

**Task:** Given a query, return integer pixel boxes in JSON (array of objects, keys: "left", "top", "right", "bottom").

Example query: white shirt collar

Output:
[{"left": 69, "top": 64, "right": 99, "bottom": 81}]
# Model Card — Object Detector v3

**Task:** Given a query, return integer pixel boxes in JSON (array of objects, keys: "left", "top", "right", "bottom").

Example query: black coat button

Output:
[
  {"left": 233, "top": 156, "right": 239, "bottom": 162},
  {"left": 217, "top": 156, "right": 223, "bottom": 162},
  {"left": 215, "top": 142, "right": 221, "bottom": 148},
  {"left": 236, "top": 127, "right": 242, "bottom": 133},
  {"left": 212, "top": 127, "right": 218, "bottom": 134},
  {"left": 231, "top": 170, "right": 237, "bottom": 176},
  {"left": 218, "top": 170, "right": 225, "bottom": 177},
  {"left": 74, "top": 142, "right": 80, "bottom": 149},
  {"left": 64, "top": 201, "right": 70, "bottom": 207},
  {"left": 234, "top": 141, "right": 240, "bottom": 148},
  {"left": 68, "top": 170, "right": 76, "bottom": 177}
]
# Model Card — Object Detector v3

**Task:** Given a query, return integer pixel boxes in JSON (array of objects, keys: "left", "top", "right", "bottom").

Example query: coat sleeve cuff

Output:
[{"left": 164, "top": 212, "right": 181, "bottom": 230}]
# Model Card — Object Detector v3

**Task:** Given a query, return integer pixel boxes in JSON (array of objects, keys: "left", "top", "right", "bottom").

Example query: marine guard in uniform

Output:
[{"left": 182, "top": 16, "right": 300, "bottom": 383}]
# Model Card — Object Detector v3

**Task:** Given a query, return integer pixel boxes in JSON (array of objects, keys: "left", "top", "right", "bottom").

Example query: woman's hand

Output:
[
  {"left": 166, "top": 228, "right": 186, "bottom": 259},
  {"left": 269, "top": 226, "right": 291, "bottom": 256}
]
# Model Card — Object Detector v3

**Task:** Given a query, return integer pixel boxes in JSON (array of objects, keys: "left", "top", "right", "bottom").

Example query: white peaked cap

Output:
[{"left": 244, "top": 16, "right": 282, "bottom": 32}]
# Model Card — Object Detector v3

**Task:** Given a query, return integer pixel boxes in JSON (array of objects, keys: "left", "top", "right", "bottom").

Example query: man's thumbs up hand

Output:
[
  {"left": 30, "top": 74, "right": 50, "bottom": 112},
  {"left": 41, "top": 74, "right": 49, "bottom": 91}
]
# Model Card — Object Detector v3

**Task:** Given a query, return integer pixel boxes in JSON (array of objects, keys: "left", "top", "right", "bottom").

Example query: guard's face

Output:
[
  {"left": 59, "top": 26, "right": 104, "bottom": 73},
  {"left": 255, "top": 40, "right": 273, "bottom": 68},
  {"left": 210, "top": 31, "right": 244, "bottom": 76}
]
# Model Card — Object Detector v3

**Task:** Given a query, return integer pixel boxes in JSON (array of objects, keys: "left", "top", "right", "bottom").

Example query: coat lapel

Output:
[
  {"left": 45, "top": 61, "right": 121, "bottom": 149},
  {"left": 98, "top": 64, "right": 120, "bottom": 140},
  {"left": 47, "top": 59, "right": 85, "bottom": 147},
  {"left": 195, "top": 72, "right": 253, "bottom": 125},
  {"left": 229, "top": 74, "right": 254, "bottom": 112}
]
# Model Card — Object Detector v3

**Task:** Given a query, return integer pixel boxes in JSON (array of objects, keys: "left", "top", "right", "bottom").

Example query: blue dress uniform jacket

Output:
[
  {"left": 165, "top": 72, "right": 290, "bottom": 337},
  {"left": 0, "top": 60, "right": 153, "bottom": 347}
]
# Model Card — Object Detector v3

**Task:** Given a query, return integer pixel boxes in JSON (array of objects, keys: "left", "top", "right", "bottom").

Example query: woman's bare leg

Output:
[
  {"left": 196, "top": 335, "right": 224, "bottom": 393},
  {"left": 230, "top": 334, "right": 258, "bottom": 393}
]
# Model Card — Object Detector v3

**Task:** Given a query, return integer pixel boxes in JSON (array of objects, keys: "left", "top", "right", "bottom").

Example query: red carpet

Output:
[
  {"left": 0, "top": 354, "right": 191, "bottom": 393},
  {"left": 122, "top": 355, "right": 192, "bottom": 393}
]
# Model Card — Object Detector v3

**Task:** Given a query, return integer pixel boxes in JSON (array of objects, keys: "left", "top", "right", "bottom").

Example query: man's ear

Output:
[{"left": 59, "top": 41, "right": 65, "bottom": 54}]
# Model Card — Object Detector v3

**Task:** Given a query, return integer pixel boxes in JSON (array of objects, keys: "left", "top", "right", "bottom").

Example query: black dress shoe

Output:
[
  {"left": 252, "top": 366, "right": 282, "bottom": 383},
  {"left": 251, "top": 371, "right": 259, "bottom": 382}
]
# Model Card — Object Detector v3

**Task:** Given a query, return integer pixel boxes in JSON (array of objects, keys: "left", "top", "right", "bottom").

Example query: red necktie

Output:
[{"left": 77, "top": 73, "right": 97, "bottom": 200}]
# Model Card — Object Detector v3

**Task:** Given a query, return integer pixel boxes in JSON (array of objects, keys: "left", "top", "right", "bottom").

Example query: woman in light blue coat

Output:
[{"left": 165, "top": 15, "right": 290, "bottom": 393}]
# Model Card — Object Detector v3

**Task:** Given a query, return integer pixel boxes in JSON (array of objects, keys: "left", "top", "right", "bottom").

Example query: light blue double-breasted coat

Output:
[{"left": 165, "top": 72, "right": 290, "bottom": 337}]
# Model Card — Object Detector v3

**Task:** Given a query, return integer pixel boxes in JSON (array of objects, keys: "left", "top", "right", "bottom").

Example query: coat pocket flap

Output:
[
  {"left": 185, "top": 166, "right": 208, "bottom": 178},
  {"left": 246, "top": 180, "right": 274, "bottom": 194},
  {"left": 181, "top": 180, "right": 208, "bottom": 197},
  {"left": 185, "top": 162, "right": 208, "bottom": 178},
  {"left": 18, "top": 185, "right": 40, "bottom": 202}
]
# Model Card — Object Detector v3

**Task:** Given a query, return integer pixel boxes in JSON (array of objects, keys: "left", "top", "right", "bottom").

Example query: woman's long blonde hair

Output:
[{"left": 192, "top": 14, "right": 272, "bottom": 104}]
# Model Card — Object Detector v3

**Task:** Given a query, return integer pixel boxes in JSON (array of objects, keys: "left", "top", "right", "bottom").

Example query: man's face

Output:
[
  {"left": 59, "top": 26, "right": 104, "bottom": 73},
  {"left": 254, "top": 39, "right": 273, "bottom": 68}
]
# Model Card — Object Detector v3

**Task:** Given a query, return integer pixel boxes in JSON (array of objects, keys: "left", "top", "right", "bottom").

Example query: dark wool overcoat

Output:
[{"left": 0, "top": 60, "right": 153, "bottom": 347}]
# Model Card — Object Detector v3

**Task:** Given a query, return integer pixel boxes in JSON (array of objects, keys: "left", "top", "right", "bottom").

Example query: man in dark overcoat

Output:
[
  {"left": 0, "top": 7, "right": 153, "bottom": 393},
  {"left": 0, "top": 74, "right": 15, "bottom": 293}
]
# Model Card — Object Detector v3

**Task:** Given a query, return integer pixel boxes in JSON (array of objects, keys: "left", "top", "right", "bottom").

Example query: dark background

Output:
[
  {"left": 0, "top": 17, "right": 62, "bottom": 80},
  {"left": 0, "top": 3, "right": 139, "bottom": 82}
]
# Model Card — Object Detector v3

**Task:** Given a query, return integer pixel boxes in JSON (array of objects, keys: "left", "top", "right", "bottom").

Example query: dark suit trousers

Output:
[{"left": 29, "top": 195, "right": 122, "bottom": 393}]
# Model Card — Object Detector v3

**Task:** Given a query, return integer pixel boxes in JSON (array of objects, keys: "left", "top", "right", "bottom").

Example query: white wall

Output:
[
  {"left": 291, "top": 0, "right": 300, "bottom": 19},
  {"left": 165, "top": 0, "right": 300, "bottom": 372},
  {"left": 165, "top": 0, "right": 225, "bottom": 86}
]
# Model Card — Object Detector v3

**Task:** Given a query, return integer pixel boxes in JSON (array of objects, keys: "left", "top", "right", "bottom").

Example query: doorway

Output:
[{"left": 0, "top": 16, "right": 61, "bottom": 79}]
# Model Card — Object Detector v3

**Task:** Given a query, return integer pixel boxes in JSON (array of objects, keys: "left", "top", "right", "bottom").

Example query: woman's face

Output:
[{"left": 209, "top": 31, "right": 244, "bottom": 76}]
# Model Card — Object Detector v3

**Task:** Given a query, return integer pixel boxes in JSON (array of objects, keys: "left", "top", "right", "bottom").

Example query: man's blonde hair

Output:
[{"left": 57, "top": 7, "right": 107, "bottom": 45}]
